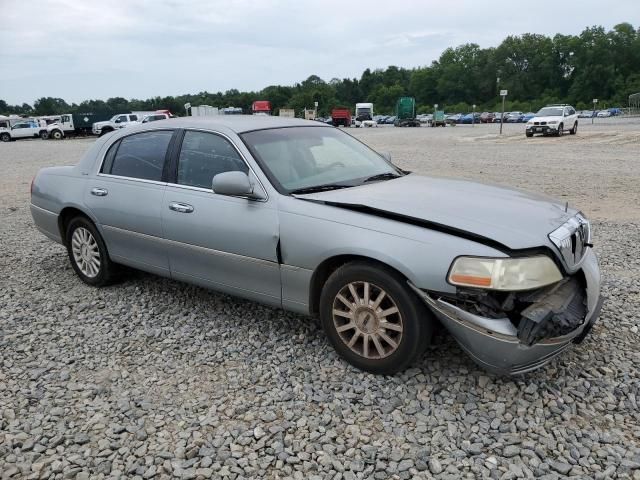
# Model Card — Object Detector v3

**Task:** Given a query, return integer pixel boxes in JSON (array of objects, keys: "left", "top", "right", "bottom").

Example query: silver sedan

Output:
[{"left": 30, "top": 116, "right": 603, "bottom": 375}]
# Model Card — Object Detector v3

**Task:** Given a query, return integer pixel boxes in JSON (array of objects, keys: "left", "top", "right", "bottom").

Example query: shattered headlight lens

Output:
[{"left": 448, "top": 256, "right": 563, "bottom": 291}]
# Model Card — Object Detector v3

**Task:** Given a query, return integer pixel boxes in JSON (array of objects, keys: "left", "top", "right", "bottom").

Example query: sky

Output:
[{"left": 0, "top": 0, "right": 637, "bottom": 105}]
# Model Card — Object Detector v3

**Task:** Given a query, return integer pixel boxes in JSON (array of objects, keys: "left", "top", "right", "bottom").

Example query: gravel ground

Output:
[{"left": 1, "top": 120, "right": 639, "bottom": 479}]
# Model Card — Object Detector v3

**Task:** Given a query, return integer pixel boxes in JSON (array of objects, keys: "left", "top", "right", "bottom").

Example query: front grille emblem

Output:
[{"left": 549, "top": 214, "right": 591, "bottom": 269}]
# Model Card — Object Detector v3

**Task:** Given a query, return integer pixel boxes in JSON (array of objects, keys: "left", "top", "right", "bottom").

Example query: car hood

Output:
[
  {"left": 93, "top": 121, "right": 111, "bottom": 127},
  {"left": 297, "top": 174, "right": 577, "bottom": 251},
  {"left": 529, "top": 116, "right": 562, "bottom": 123}
]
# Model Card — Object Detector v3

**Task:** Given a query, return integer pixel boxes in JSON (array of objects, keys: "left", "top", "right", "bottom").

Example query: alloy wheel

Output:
[
  {"left": 332, "top": 281, "right": 403, "bottom": 359},
  {"left": 71, "top": 227, "right": 101, "bottom": 278}
]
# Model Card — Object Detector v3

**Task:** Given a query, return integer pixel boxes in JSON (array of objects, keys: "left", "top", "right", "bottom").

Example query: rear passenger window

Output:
[
  {"left": 177, "top": 131, "right": 248, "bottom": 189},
  {"left": 104, "top": 131, "right": 173, "bottom": 181}
]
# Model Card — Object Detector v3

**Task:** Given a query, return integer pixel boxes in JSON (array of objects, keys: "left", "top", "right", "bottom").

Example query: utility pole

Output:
[{"left": 592, "top": 99, "right": 598, "bottom": 124}]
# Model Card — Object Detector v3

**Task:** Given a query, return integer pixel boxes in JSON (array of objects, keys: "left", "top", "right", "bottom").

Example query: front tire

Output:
[
  {"left": 319, "top": 261, "right": 433, "bottom": 374},
  {"left": 557, "top": 124, "right": 564, "bottom": 137},
  {"left": 570, "top": 122, "right": 578, "bottom": 135},
  {"left": 40, "top": 131, "right": 49, "bottom": 140},
  {"left": 526, "top": 131, "right": 533, "bottom": 138},
  {"left": 51, "top": 129, "right": 64, "bottom": 140},
  {"left": 65, "top": 216, "right": 117, "bottom": 287},
  {"left": 0, "top": 133, "right": 10, "bottom": 142}
]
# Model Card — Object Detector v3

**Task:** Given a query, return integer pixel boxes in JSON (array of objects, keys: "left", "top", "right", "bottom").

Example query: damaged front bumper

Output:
[{"left": 412, "top": 249, "right": 603, "bottom": 375}]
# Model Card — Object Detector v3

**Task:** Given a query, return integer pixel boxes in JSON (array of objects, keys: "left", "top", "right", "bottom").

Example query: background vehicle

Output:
[
  {"left": 43, "top": 112, "right": 113, "bottom": 139},
  {"left": 384, "top": 116, "right": 396, "bottom": 125},
  {"left": 278, "top": 109, "right": 295, "bottom": 118},
  {"left": 375, "top": 115, "right": 389, "bottom": 124},
  {"left": 522, "top": 112, "right": 536, "bottom": 122},
  {"left": 431, "top": 111, "right": 446, "bottom": 127},
  {"left": 394, "top": 97, "right": 420, "bottom": 127},
  {"left": 526, "top": 105, "right": 578, "bottom": 137},
  {"left": 0, "top": 120, "right": 45, "bottom": 142},
  {"left": 141, "top": 113, "right": 172, "bottom": 123},
  {"left": 191, "top": 105, "right": 220, "bottom": 116},
  {"left": 578, "top": 110, "right": 596, "bottom": 118},
  {"left": 351, "top": 116, "right": 362, "bottom": 127},
  {"left": 506, "top": 112, "right": 524, "bottom": 123},
  {"left": 331, "top": 107, "right": 352, "bottom": 127},
  {"left": 92, "top": 113, "right": 141, "bottom": 136},
  {"left": 355, "top": 102, "right": 374, "bottom": 121},
  {"left": 493, "top": 112, "right": 507, "bottom": 123},
  {"left": 597, "top": 110, "right": 612, "bottom": 118},
  {"left": 460, "top": 113, "right": 481, "bottom": 124},
  {"left": 252, "top": 101, "right": 272, "bottom": 115},
  {"left": 445, "top": 113, "right": 462, "bottom": 125},
  {"left": 480, "top": 112, "right": 495, "bottom": 123}
]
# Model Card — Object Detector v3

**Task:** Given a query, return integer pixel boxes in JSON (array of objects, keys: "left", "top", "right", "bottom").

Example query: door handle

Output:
[
  {"left": 91, "top": 187, "right": 108, "bottom": 197},
  {"left": 169, "top": 202, "right": 194, "bottom": 213}
]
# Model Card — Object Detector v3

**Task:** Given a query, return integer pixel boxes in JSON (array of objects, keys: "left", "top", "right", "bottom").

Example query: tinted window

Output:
[
  {"left": 107, "top": 131, "right": 173, "bottom": 181},
  {"left": 130, "top": 115, "right": 138, "bottom": 121},
  {"left": 177, "top": 131, "right": 248, "bottom": 189}
]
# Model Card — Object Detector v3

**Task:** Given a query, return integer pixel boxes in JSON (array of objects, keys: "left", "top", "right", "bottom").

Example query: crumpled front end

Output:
[{"left": 412, "top": 248, "right": 603, "bottom": 375}]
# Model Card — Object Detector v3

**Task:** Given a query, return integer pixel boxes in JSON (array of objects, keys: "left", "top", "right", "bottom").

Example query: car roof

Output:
[{"left": 139, "top": 115, "right": 328, "bottom": 133}]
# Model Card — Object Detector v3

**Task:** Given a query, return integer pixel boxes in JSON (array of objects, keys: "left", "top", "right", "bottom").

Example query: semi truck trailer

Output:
[{"left": 331, "top": 107, "right": 351, "bottom": 127}]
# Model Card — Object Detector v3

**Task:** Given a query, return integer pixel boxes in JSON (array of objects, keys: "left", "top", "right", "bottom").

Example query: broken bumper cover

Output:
[{"left": 413, "top": 249, "right": 603, "bottom": 375}]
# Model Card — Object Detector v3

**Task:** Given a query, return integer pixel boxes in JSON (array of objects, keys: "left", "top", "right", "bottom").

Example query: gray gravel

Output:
[{"left": 1, "top": 122, "right": 640, "bottom": 479}]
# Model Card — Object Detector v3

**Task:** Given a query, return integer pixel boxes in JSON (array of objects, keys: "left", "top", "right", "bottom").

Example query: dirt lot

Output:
[{"left": 1, "top": 120, "right": 639, "bottom": 479}]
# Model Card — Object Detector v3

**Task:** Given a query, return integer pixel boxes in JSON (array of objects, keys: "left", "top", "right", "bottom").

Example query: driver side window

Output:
[{"left": 102, "top": 130, "right": 173, "bottom": 181}]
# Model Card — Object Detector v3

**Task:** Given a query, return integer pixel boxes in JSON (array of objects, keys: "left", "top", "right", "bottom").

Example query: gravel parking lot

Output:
[{"left": 1, "top": 119, "right": 639, "bottom": 479}]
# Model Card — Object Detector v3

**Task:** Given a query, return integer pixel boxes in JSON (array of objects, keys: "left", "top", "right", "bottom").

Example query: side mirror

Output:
[{"left": 212, "top": 171, "right": 263, "bottom": 199}]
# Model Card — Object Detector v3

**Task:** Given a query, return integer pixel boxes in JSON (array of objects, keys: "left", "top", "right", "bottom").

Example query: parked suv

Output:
[
  {"left": 92, "top": 114, "right": 140, "bottom": 136},
  {"left": 0, "top": 120, "right": 46, "bottom": 142},
  {"left": 526, "top": 105, "right": 578, "bottom": 138}
]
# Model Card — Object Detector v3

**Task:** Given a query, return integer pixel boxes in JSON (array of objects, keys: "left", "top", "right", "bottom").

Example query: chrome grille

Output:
[{"left": 548, "top": 214, "right": 591, "bottom": 269}]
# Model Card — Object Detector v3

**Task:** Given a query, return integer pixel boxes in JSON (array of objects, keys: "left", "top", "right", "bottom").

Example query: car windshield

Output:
[
  {"left": 241, "top": 127, "right": 400, "bottom": 194},
  {"left": 537, "top": 107, "right": 563, "bottom": 117}
]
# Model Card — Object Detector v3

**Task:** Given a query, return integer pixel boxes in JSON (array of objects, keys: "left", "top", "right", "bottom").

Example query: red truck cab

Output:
[
  {"left": 331, "top": 108, "right": 351, "bottom": 127},
  {"left": 252, "top": 101, "right": 272, "bottom": 115}
]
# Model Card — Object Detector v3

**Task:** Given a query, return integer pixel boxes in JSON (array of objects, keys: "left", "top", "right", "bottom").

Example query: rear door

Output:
[
  {"left": 161, "top": 129, "right": 281, "bottom": 306},
  {"left": 85, "top": 129, "right": 176, "bottom": 275}
]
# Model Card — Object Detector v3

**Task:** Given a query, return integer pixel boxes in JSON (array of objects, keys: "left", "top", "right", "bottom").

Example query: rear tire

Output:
[
  {"left": 0, "top": 133, "right": 10, "bottom": 142},
  {"left": 319, "top": 261, "right": 433, "bottom": 374},
  {"left": 65, "top": 216, "right": 118, "bottom": 287},
  {"left": 40, "top": 131, "right": 49, "bottom": 140},
  {"left": 570, "top": 122, "right": 578, "bottom": 135}
]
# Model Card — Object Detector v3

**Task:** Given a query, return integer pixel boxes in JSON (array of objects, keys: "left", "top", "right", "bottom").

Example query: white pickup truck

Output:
[
  {"left": 0, "top": 120, "right": 46, "bottom": 142},
  {"left": 92, "top": 113, "right": 141, "bottom": 137}
]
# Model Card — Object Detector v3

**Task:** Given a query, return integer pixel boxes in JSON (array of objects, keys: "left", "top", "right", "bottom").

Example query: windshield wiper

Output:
[
  {"left": 290, "top": 184, "right": 353, "bottom": 195},
  {"left": 362, "top": 172, "right": 402, "bottom": 183}
]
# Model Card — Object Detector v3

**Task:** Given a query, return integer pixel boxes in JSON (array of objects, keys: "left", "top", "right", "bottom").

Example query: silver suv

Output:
[{"left": 526, "top": 105, "right": 578, "bottom": 137}]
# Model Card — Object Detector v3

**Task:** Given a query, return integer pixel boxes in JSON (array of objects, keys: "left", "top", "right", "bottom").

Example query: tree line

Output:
[{"left": 2, "top": 23, "right": 639, "bottom": 118}]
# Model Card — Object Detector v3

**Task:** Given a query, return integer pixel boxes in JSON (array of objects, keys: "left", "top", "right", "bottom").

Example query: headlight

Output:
[
  {"left": 527, "top": 121, "right": 533, "bottom": 125},
  {"left": 448, "top": 255, "right": 563, "bottom": 291},
  {"left": 548, "top": 120, "right": 558, "bottom": 125}
]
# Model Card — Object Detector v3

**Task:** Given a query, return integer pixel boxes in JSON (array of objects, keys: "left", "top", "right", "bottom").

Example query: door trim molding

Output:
[{"left": 103, "top": 224, "right": 278, "bottom": 267}]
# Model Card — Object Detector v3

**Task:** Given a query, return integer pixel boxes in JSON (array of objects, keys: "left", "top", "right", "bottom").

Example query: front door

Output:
[
  {"left": 85, "top": 129, "right": 175, "bottom": 275},
  {"left": 161, "top": 129, "right": 281, "bottom": 306}
]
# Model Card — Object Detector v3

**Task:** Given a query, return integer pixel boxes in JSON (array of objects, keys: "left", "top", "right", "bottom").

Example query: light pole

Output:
[
  {"left": 472, "top": 104, "right": 476, "bottom": 126},
  {"left": 592, "top": 99, "right": 598, "bottom": 124},
  {"left": 499, "top": 90, "right": 507, "bottom": 135}
]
